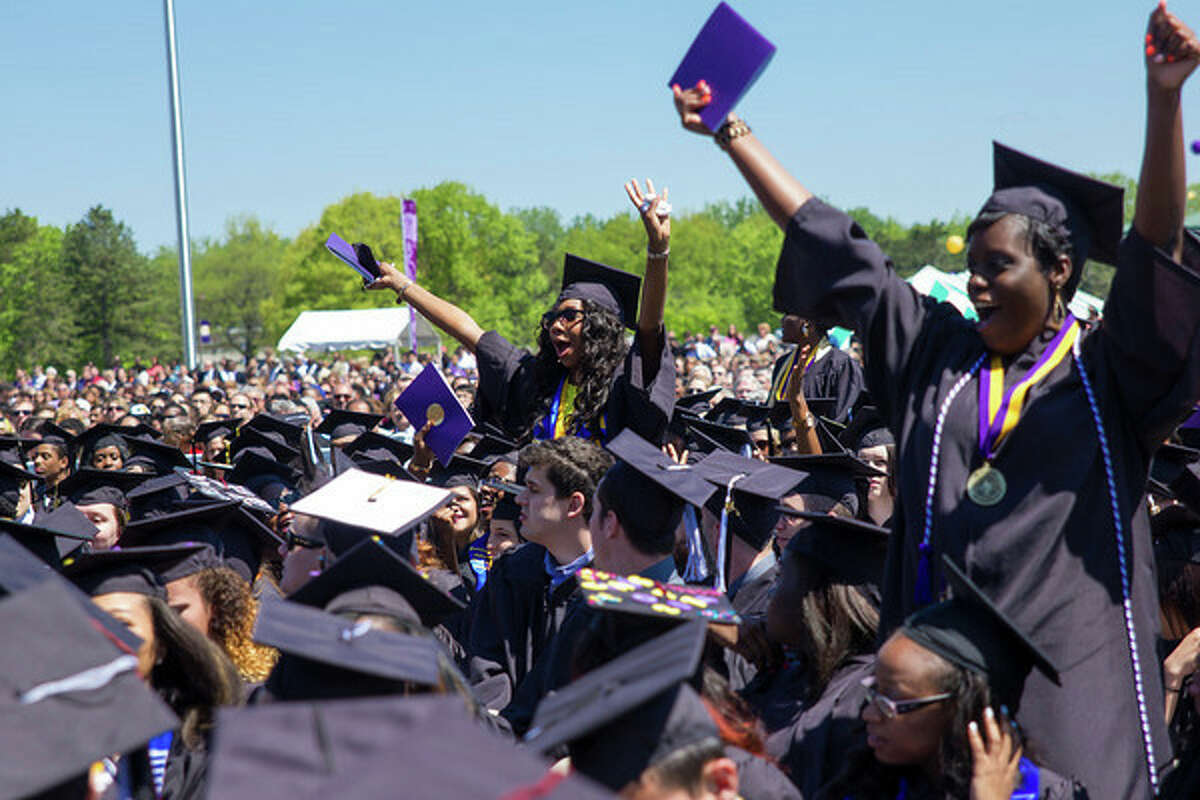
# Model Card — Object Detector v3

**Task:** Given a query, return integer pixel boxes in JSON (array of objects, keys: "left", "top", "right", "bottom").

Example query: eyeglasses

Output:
[
  {"left": 11, "top": 408, "right": 32, "bottom": 417},
  {"left": 753, "top": 439, "right": 771, "bottom": 451},
  {"left": 231, "top": 403, "right": 251, "bottom": 410},
  {"left": 541, "top": 308, "right": 586, "bottom": 329},
  {"left": 860, "top": 676, "right": 953, "bottom": 719}
]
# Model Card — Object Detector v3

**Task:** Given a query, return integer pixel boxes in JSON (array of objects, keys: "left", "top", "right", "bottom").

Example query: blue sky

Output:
[{"left": 0, "top": 1, "right": 1178, "bottom": 252}]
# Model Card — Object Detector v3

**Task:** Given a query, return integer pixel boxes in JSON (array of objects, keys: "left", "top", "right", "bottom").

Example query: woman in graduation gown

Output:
[
  {"left": 670, "top": 6, "right": 1200, "bottom": 797},
  {"left": 369, "top": 181, "right": 675, "bottom": 445}
]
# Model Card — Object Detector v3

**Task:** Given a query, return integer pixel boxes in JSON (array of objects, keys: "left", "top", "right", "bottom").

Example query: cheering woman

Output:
[
  {"left": 671, "top": 4, "right": 1200, "bottom": 797},
  {"left": 369, "top": 181, "right": 675, "bottom": 445}
]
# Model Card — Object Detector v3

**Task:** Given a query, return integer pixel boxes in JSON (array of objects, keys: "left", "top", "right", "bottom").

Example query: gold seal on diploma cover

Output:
[
  {"left": 426, "top": 403, "right": 444, "bottom": 426},
  {"left": 966, "top": 463, "right": 1006, "bottom": 507}
]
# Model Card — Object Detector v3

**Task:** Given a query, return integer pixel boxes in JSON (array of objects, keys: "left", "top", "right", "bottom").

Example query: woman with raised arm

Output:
[
  {"left": 672, "top": 4, "right": 1200, "bottom": 798},
  {"left": 369, "top": 181, "right": 675, "bottom": 446}
]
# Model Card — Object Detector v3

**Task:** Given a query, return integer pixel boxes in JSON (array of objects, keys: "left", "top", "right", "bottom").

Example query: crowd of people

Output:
[{"left": 4, "top": 4, "right": 1200, "bottom": 799}]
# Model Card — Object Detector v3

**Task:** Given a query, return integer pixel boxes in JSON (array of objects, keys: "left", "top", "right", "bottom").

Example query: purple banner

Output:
[{"left": 401, "top": 199, "right": 419, "bottom": 353}]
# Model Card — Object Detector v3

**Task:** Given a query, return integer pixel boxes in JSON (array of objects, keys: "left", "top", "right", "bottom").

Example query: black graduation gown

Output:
[
  {"left": 464, "top": 543, "right": 582, "bottom": 710},
  {"left": 722, "top": 553, "right": 782, "bottom": 691},
  {"left": 473, "top": 326, "right": 676, "bottom": 444},
  {"left": 738, "top": 657, "right": 811, "bottom": 734},
  {"left": 771, "top": 346, "right": 865, "bottom": 424},
  {"left": 726, "top": 745, "right": 804, "bottom": 800},
  {"left": 773, "top": 198, "right": 1200, "bottom": 798},
  {"left": 766, "top": 654, "right": 873, "bottom": 798}
]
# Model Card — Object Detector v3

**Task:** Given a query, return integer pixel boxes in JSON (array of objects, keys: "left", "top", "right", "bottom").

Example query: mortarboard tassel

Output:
[
  {"left": 714, "top": 474, "right": 745, "bottom": 594},
  {"left": 681, "top": 505, "right": 709, "bottom": 584}
]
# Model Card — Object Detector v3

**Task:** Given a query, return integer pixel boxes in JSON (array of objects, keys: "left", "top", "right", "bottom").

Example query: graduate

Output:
[
  {"left": 768, "top": 315, "right": 864, "bottom": 425},
  {"left": 368, "top": 181, "right": 676, "bottom": 445},
  {"left": 670, "top": 4, "right": 1200, "bottom": 794}
]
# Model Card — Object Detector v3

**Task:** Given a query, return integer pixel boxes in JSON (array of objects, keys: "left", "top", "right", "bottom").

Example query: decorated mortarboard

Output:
[
  {"left": 525, "top": 620, "right": 717, "bottom": 791},
  {"left": 780, "top": 510, "right": 890, "bottom": 587},
  {"left": 62, "top": 542, "right": 209, "bottom": 600},
  {"left": 121, "top": 501, "right": 283, "bottom": 584},
  {"left": 124, "top": 435, "right": 192, "bottom": 475},
  {"left": 393, "top": 363, "right": 474, "bottom": 466},
  {"left": 560, "top": 253, "right": 641, "bottom": 330},
  {"left": 58, "top": 467, "right": 147, "bottom": 511},
  {"left": 578, "top": 567, "right": 740, "bottom": 640},
  {"left": 342, "top": 430, "right": 414, "bottom": 466},
  {"left": 230, "top": 425, "right": 300, "bottom": 464},
  {"left": 0, "top": 579, "right": 179, "bottom": 799},
  {"left": 194, "top": 418, "right": 238, "bottom": 445},
  {"left": 901, "top": 555, "right": 1060, "bottom": 711},
  {"left": 839, "top": 406, "right": 894, "bottom": 451},
  {"left": 0, "top": 503, "right": 98, "bottom": 567},
  {"left": 290, "top": 468, "right": 451, "bottom": 538},
  {"left": 208, "top": 695, "right": 611, "bottom": 800},
  {"left": 242, "top": 413, "right": 306, "bottom": 449},
  {"left": 316, "top": 409, "right": 384, "bottom": 441},
  {"left": 252, "top": 597, "right": 447, "bottom": 688},
  {"left": 668, "top": 2, "right": 776, "bottom": 133},
  {"left": 290, "top": 535, "right": 466, "bottom": 627},
  {"left": 180, "top": 471, "right": 277, "bottom": 516},
  {"left": 675, "top": 387, "right": 722, "bottom": 414},
  {"left": 983, "top": 143, "right": 1125, "bottom": 295}
]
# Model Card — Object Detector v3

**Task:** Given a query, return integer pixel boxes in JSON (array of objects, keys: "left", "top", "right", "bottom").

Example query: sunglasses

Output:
[
  {"left": 541, "top": 308, "right": 586, "bottom": 329},
  {"left": 860, "top": 676, "right": 953, "bottom": 719},
  {"left": 11, "top": 409, "right": 32, "bottom": 417},
  {"left": 231, "top": 403, "right": 251, "bottom": 410},
  {"left": 285, "top": 529, "right": 324, "bottom": 550},
  {"left": 333, "top": 393, "right": 352, "bottom": 400}
]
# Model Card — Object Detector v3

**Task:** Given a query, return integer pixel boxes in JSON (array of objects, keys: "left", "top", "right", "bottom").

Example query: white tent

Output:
[
  {"left": 276, "top": 308, "right": 442, "bottom": 354},
  {"left": 906, "top": 265, "right": 1105, "bottom": 321}
]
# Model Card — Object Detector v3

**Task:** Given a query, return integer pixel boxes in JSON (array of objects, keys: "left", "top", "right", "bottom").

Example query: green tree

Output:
[{"left": 0, "top": 212, "right": 72, "bottom": 376}]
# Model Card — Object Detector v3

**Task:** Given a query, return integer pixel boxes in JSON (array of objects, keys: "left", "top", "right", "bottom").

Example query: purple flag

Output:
[
  {"left": 394, "top": 363, "right": 473, "bottom": 467},
  {"left": 402, "top": 199, "right": 419, "bottom": 353},
  {"left": 668, "top": 3, "right": 776, "bottom": 132}
]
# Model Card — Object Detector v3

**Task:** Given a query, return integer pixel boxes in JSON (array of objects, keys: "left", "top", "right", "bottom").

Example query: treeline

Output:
[{"left": 0, "top": 175, "right": 1152, "bottom": 378}]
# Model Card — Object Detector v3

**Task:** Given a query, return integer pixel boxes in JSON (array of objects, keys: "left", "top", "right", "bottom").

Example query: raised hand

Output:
[
  {"left": 625, "top": 178, "right": 671, "bottom": 254},
  {"left": 366, "top": 259, "right": 409, "bottom": 295},
  {"left": 672, "top": 81, "right": 716, "bottom": 135},
  {"left": 968, "top": 707, "right": 1022, "bottom": 800},
  {"left": 1146, "top": 1, "right": 1200, "bottom": 90}
]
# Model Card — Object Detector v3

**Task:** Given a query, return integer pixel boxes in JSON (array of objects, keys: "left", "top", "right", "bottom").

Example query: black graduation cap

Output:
[
  {"left": 121, "top": 501, "right": 283, "bottom": 583},
  {"left": 605, "top": 428, "right": 716, "bottom": 510},
  {"left": 1151, "top": 443, "right": 1200, "bottom": 517},
  {"left": 341, "top": 430, "right": 414, "bottom": 466},
  {"left": 242, "top": 413, "right": 306, "bottom": 449},
  {"left": 124, "top": 436, "right": 192, "bottom": 475},
  {"left": 316, "top": 409, "right": 384, "bottom": 441},
  {"left": 1154, "top": 522, "right": 1200, "bottom": 567},
  {"left": 58, "top": 467, "right": 147, "bottom": 511},
  {"left": 72, "top": 423, "right": 134, "bottom": 464},
  {"left": 780, "top": 510, "right": 889, "bottom": 587},
  {"left": 62, "top": 542, "right": 209, "bottom": 599},
  {"left": 227, "top": 448, "right": 300, "bottom": 490},
  {"left": 0, "top": 578, "right": 179, "bottom": 799},
  {"left": 353, "top": 458, "right": 418, "bottom": 482},
  {"left": 686, "top": 416, "right": 753, "bottom": 455},
  {"left": 560, "top": 253, "right": 641, "bottom": 330},
  {"left": 525, "top": 620, "right": 717, "bottom": 791},
  {"left": 901, "top": 554, "right": 1060, "bottom": 711},
  {"left": 252, "top": 598, "right": 447, "bottom": 688},
  {"left": 982, "top": 142, "right": 1125, "bottom": 296},
  {"left": 1179, "top": 408, "right": 1200, "bottom": 449},
  {"left": 194, "top": 418, "right": 238, "bottom": 446},
  {"left": 770, "top": 452, "right": 883, "bottom": 479},
  {"left": 839, "top": 406, "right": 894, "bottom": 451},
  {"left": 705, "top": 397, "right": 772, "bottom": 430},
  {"left": 207, "top": 695, "right": 612, "bottom": 799},
  {"left": 467, "top": 433, "right": 521, "bottom": 465},
  {"left": 0, "top": 434, "right": 34, "bottom": 465},
  {"left": 0, "top": 503, "right": 98, "bottom": 567},
  {"left": 0, "top": 457, "right": 40, "bottom": 497},
  {"left": 692, "top": 451, "right": 804, "bottom": 550},
  {"left": 26, "top": 421, "right": 77, "bottom": 458},
  {"left": 289, "top": 535, "right": 466, "bottom": 627},
  {"left": 428, "top": 454, "right": 490, "bottom": 489},
  {"left": 230, "top": 426, "right": 300, "bottom": 463},
  {"left": 675, "top": 387, "right": 722, "bottom": 415},
  {"left": 126, "top": 471, "right": 192, "bottom": 521}
]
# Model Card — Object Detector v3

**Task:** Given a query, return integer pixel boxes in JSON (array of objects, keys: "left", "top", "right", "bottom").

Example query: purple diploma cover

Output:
[{"left": 393, "top": 363, "right": 474, "bottom": 466}]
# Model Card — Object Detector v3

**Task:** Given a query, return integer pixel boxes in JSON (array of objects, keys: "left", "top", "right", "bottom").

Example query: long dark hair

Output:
[
  {"left": 795, "top": 560, "right": 880, "bottom": 695},
  {"left": 147, "top": 596, "right": 242, "bottom": 749},
  {"left": 530, "top": 299, "right": 626, "bottom": 437}
]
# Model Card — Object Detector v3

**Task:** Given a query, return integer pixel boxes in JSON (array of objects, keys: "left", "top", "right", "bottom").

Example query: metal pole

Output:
[{"left": 164, "top": 0, "right": 197, "bottom": 368}]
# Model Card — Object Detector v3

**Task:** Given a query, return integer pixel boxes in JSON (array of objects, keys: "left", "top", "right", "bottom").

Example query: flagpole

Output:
[{"left": 164, "top": 0, "right": 197, "bottom": 369}]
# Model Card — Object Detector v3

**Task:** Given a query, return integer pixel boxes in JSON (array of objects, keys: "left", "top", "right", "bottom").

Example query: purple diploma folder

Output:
[
  {"left": 393, "top": 363, "right": 474, "bottom": 467},
  {"left": 325, "top": 233, "right": 378, "bottom": 283},
  {"left": 668, "top": 3, "right": 776, "bottom": 132}
]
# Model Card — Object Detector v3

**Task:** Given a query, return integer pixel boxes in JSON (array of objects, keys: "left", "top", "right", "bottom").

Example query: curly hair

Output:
[
  {"left": 519, "top": 436, "right": 614, "bottom": 518},
  {"left": 530, "top": 299, "right": 627, "bottom": 437},
  {"left": 966, "top": 211, "right": 1079, "bottom": 300},
  {"left": 196, "top": 566, "right": 279, "bottom": 683}
]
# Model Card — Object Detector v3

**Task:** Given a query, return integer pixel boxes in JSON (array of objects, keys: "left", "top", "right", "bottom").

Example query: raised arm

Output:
[
  {"left": 672, "top": 82, "right": 813, "bottom": 230},
  {"left": 1133, "top": 1, "right": 1200, "bottom": 258},
  {"left": 625, "top": 179, "right": 671, "bottom": 356},
  {"left": 368, "top": 261, "right": 485, "bottom": 353}
]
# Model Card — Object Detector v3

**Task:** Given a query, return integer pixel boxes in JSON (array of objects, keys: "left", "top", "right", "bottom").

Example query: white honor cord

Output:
[
  {"left": 921, "top": 355, "right": 985, "bottom": 552},
  {"left": 19, "top": 654, "right": 139, "bottom": 705},
  {"left": 1073, "top": 338, "right": 1158, "bottom": 792}
]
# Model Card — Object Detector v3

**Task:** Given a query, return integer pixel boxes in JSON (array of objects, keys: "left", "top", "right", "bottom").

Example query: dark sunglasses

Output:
[
  {"left": 230, "top": 403, "right": 251, "bottom": 410},
  {"left": 541, "top": 308, "right": 587, "bottom": 329},
  {"left": 285, "top": 529, "right": 324, "bottom": 550},
  {"left": 11, "top": 409, "right": 32, "bottom": 416}
]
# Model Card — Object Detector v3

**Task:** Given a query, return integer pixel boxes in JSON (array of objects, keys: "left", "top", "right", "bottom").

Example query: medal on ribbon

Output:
[{"left": 968, "top": 314, "right": 1079, "bottom": 506}]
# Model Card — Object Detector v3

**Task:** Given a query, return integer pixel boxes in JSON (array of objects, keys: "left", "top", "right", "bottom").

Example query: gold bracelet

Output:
[{"left": 715, "top": 116, "right": 751, "bottom": 150}]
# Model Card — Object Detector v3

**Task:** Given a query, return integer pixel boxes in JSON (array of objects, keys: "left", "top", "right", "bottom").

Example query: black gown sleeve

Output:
[
  {"left": 473, "top": 330, "right": 541, "bottom": 439},
  {"left": 605, "top": 326, "right": 676, "bottom": 444}
]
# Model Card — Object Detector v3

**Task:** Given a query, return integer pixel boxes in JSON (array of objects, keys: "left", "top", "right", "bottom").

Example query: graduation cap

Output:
[
  {"left": 675, "top": 388, "right": 722, "bottom": 415},
  {"left": 121, "top": 501, "right": 283, "bottom": 583},
  {"left": 560, "top": 253, "right": 641, "bottom": 330},
  {"left": 0, "top": 434, "right": 34, "bottom": 465},
  {"left": 0, "top": 579, "right": 179, "bottom": 799},
  {"left": 341, "top": 430, "right": 414, "bottom": 466},
  {"left": 428, "top": 453, "right": 490, "bottom": 489},
  {"left": 289, "top": 535, "right": 466, "bottom": 627},
  {"left": 0, "top": 458, "right": 40, "bottom": 505},
  {"left": 227, "top": 448, "right": 301, "bottom": 493},
  {"left": 780, "top": 510, "right": 889, "bottom": 588},
  {"left": 126, "top": 471, "right": 192, "bottom": 521},
  {"left": 1178, "top": 406, "right": 1200, "bottom": 449},
  {"left": 467, "top": 433, "right": 521, "bottom": 465},
  {"left": 194, "top": 418, "right": 238, "bottom": 446},
  {"left": 525, "top": 620, "right": 718, "bottom": 791},
  {"left": 980, "top": 142, "right": 1125, "bottom": 298},
  {"left": 207, "top": 695, "right": 612, "bottom": 799},
  {"left": 230, "top": 425, "right": 300, "bottom": 464},
  {"left": 839, "top": 406, "right": 894, "bottom": 451},
  {"left": 0, "top": 503, "right": 98, "bottom": 567},
  {"left": 686, "top": 416, "right": 753, "bottom": 455},
  {"left": 1151, "top": 443, "right": 1200, "bottom": 516},
  {"left": 692, "top": 451, "right": 804, "bottom": 551},
  {"left": 766, "top": 453, "right": 870, "bottom": 516},
  {"left": 316, "top": 409, "right": 384, "bottom": 441},
  {"left": 353, "top": 458, "right": 418, "bottom": 482},
  {"left": 26, "top": 421, "right": 76, "bottom": 458},
  {"left": 705, "top": 397, "right": 771, "bottom": 430},
  {"left": 71, "top": 423, "right": 134, "bottom": 464},
  {"left": 62, "top": 542, "right": 209, "bottom": 600},
  {"left": 603, "top": 428, "right": 715, "bottom": 512},
  {"left": 290, "top": 468, "right": 451, "bottom": 539},
  {"left": 58, "top": 467, "right": 146, "bottom": 511},
  {"left": 578, "top": 567, "right": 741, "bottom": 642},
  {"left": 769, "top": 452, "right": 883, "bottom": 479},
  {"left": 242, "top": 413, "right": 306, "bottom": 449},
  {"left": 901, "top": 555, "right": 1060, "bottom": 711},
  {"left": 124, "top": 435, "right": 192, "bottom": 475}
]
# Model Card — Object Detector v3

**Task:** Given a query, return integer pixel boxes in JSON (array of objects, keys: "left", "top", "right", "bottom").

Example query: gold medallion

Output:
[
  {"left": 426, "top": 403, "right": 445, "bottom": 426},
  {"left": 966, "top": 463, "right": 1006, "bottom": 507}
]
